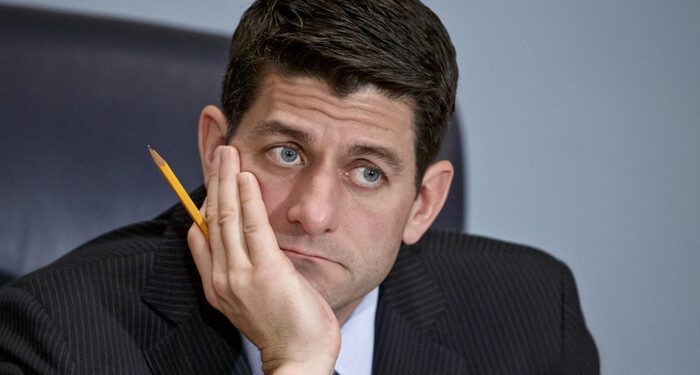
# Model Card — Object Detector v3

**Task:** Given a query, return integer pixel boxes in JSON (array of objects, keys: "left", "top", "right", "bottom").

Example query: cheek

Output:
[
  {"left": 348, "top": 191, "right": 414, "bottom": 236},
  {"left": 236, "top": 149, "right": 285, "bottom": 215},
  {"left": 253, "top": 172, "right": 293, "bottom": 227},
  {"left": 345, "top": 199, "right": 409, "bottom": 265},
  {"left": 348, "top": 221, "right": 402, "bottom": 291}
]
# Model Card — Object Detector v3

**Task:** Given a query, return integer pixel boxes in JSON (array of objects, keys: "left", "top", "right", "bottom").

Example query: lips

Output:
[{"left": 280, "top": 247, "right": 332, "bottom": 262}]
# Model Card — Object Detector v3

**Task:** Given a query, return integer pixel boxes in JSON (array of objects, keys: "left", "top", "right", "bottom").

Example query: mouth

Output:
[{"left": 281, "top": 248, "right": 333, "bottom": 263}]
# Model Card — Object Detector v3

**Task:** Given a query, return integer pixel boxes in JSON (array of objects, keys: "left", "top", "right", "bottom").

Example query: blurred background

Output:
[{"left": 1, "top": 0, "right": 698, "bottom": 373}]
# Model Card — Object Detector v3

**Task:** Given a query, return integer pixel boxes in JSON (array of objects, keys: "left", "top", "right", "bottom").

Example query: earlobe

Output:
[
  {"left": 402, "top": 160, "right": 454, "bottom": 244},
  {"left": 197, "top": 105, "right": 229, "bottom": 187}
]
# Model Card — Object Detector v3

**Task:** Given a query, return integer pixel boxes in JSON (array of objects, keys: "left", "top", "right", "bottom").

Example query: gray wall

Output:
[{"left": 3, "top": 0, "right": 699, "bottom": 373}]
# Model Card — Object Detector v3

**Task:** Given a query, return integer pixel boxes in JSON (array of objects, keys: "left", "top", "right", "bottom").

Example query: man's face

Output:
[{"left": 229, "top": 73, "right": 419, "bottom": 321}]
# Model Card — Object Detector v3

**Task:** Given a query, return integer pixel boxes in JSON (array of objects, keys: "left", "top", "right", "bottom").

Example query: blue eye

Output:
[
  {"left": 362, "top": 168, "right": 380, "bottom": 183},
  {"left": 348, "top": 166, "right": 384, "bottom": 188},
  {"left": 280, "top": 147, "right": 298, "bottom": 163},
  {"left": 268, "top": 146, "right": 302, "bottom": 166}
]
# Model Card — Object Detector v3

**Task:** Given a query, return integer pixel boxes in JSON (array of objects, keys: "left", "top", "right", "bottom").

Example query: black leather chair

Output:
[{"left": 0, "top": 5, "right": 465, "bottom": 282}]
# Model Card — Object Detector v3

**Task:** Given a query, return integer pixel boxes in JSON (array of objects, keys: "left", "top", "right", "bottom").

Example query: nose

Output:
[{"left": 286, "top": 167, "right": 340, "bottom": 235}]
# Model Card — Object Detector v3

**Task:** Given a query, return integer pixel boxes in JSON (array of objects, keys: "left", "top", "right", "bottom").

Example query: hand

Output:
[{"left": 187, "top": 145, "right": 340, "bottom": 375}]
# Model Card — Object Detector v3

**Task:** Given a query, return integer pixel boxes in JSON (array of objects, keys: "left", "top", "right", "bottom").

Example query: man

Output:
[{"left": 0, "top": 0, "right": 598, "bottom": 374}]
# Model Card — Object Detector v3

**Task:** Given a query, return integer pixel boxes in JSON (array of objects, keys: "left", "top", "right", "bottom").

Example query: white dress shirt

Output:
[{"left": 243, "top": 287, "right": 378, "bottom": 375}]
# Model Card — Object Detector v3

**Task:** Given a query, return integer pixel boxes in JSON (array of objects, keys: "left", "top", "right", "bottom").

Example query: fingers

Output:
[
  {"left": 204, "top": 146, "right": 279, "bottom": 270},
  {"left": 192, "top": 145, "right": 281, "bottom": 304},
  {"left": 204, "top": 147, "right": 231, "bottom": 288},
  {"left": 187, "top": 148, "right": 342, "bottom": 368},
  {"left": 187, "top": 205, "right": 217, "bottom": 307},
  {"left": 217, "top": 146, "right": 252, "bottom": 269},
  {"left": 238, "top": 171, "right": 280, "bottom": 265}
]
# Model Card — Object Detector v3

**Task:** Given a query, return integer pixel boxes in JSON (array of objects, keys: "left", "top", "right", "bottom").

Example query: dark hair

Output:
[{"left": 222, "top": 0, "right": 457, "bottom": 186}]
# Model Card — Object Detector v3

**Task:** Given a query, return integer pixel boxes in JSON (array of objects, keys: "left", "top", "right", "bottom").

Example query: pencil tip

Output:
[
  {"left": 147, "top": 145, "right": 152, "bottom": 150},
  {"left": 148, "top": 146, "right": 165, "bottom": 166}
]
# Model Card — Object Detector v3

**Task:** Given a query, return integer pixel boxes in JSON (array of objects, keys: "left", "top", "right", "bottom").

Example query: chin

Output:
[{"left": 290, "top": 261, "right": 336, "bottom": 302}]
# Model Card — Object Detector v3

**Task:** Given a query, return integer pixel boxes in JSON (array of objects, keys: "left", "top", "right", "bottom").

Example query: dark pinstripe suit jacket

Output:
[{"left": 0, "top": 190, "right": 599, "bottom": 374}]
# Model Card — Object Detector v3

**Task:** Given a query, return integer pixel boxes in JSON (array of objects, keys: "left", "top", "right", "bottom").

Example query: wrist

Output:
[
  {"left": 261, "top": 342, "right": 339, "bottom": 375},
  {"left": 267, "top": 360, "right": 335, "bottom": 375}
]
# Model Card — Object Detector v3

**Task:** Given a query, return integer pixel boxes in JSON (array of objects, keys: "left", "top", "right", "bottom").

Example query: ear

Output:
[
  {"left": 198, "top": 105, "right": 229, "bottom": 188},
  {"left": 402, "top": 160, "right": 454, "bottom": 244}
]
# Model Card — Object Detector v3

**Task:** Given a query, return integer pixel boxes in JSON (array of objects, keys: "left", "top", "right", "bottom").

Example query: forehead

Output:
[{"left": 240, "top": 73, "right": 415, "bottom": 148}]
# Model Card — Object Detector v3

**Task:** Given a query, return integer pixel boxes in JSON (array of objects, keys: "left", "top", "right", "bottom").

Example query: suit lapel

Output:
[
  {"left": 144, "top": 311, "right": 251, "bottom": 374},
  {"left": 372, "top": 240, "right": 467, "bottom": 374},
  {"left": 141, "top": 187, "right": 251, "bottom": 374}
]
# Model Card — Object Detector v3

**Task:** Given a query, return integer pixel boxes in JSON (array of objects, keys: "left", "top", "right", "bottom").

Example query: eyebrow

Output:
[{"left": 251, "top": 120, "right": 315, "bottom": 143}]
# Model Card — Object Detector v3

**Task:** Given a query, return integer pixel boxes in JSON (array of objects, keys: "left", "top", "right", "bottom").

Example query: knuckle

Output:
[
  {"left": 186, "top": 225, "right": 197, "bottom": 243},
  {"left": 187, "top": 224, "right": 206, "bottom": 244},
  {"left": 251, "top": 267, "right": 276, "bottom": 285},
  {"left": 226, "top": 270, "right": 246, "bottom": 291},
  {"left": 239, "top": 193, "right": 255, "bottom": 207},
  {"left": 202, "top": 287, "right": 219, "bottom": 309},
  {"left": 242, "top": 219, "right": 265, "bottom": 236},
  {"left": 211, "top": 274, "right": 229, "bottom": 296},
  {"left": 204, "top": 208, "right": 216, "bottom": 223},
  {"left": 218, "top": 204, "right": 240, "bottom": 226}
]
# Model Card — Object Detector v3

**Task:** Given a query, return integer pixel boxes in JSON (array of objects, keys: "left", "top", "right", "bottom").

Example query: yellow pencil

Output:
[{"left": 148, "top": 146, "right": 209, "bottom": 239}]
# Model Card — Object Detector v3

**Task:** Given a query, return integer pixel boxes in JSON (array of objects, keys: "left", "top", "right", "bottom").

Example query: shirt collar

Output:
[{"left": 243, "top": 287, "right": 379, "bottom": 375}]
